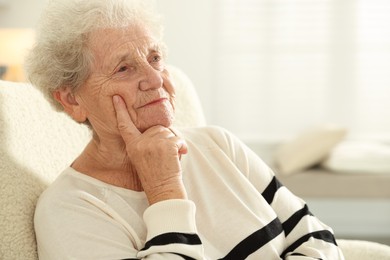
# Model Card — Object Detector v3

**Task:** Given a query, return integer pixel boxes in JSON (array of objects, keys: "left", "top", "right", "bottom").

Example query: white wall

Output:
[
  {"left": 155, "top": 1, "right": 215, "bottom": 123},
  {"left": 0, "top": 0, "right": 216, "bottom": 123},
  {"left": 0, "top": 0, "right": 46, "bottom": 28}
]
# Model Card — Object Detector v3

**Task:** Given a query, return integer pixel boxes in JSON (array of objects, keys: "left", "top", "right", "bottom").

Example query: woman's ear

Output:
[{"left": 53, "top": 87, "right": 87, "bottom": 123}]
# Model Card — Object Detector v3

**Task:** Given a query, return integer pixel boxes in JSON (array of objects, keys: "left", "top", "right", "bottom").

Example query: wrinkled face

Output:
[{"left": 75, "top": 24, "right": 175, "bottom": 135}]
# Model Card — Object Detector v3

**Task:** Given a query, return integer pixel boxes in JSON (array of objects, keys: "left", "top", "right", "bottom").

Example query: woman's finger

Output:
[
  {"left": 177, "top": 138, "right": 188, "bottom": 156},
  {"left": 112, "top": 95, "right": 141, "bottom": 141}
]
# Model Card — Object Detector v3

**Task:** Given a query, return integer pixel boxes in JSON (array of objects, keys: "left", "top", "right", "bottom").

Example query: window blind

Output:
[{"left": 213, "top": 0, "right": 390, "bottom": 141}]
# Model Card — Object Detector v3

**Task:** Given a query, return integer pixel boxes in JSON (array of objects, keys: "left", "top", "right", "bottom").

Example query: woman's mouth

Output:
[{"left": 139, "top": 98, "right": 167, "bottom": 108}]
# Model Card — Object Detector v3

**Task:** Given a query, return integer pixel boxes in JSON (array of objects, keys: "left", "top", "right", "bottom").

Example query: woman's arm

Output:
[
  {"left": 35, "top": 186, "right": 203, "bottom": 259},
  {"left": 215, "top": 127, "right": 344, "bottom": 259}
]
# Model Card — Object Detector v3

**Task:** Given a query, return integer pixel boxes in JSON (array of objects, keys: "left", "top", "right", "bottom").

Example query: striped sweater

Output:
[{"left": 34, "top": 126, "right": 344, "bottom": 259}]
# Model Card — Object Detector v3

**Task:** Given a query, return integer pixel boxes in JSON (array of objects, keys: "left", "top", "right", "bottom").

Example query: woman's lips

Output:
[{"left": 139, "top": 98, "right": 168, "bottom": 108}]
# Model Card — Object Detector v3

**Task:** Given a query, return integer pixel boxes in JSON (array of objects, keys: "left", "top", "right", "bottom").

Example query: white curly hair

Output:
[{"left": 26, "top": 0, "right": 163, "bottom": 111}]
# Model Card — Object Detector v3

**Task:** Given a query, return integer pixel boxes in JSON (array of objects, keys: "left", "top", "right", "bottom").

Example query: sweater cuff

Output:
[{"left": 143, "top": 199, "right": 197, "bottom": 241}]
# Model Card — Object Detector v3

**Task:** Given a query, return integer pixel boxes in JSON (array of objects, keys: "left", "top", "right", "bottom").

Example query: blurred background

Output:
[
  {"left": 1, "top": 0, "right": 390, "bottom": 245},
  {"left": 1, "top": 0, "right": 390, "bottom": 143},
  {"left": 157, "top": 0, "right": 390, "bottom": 144}
]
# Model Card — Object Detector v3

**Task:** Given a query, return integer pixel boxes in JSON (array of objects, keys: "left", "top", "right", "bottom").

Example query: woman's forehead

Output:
[
  {"left": 89, "top": 25, "right": 155, "bottom": 51},
  {"left": 88, "top": 25, "right": 160, "bottom": 68}
]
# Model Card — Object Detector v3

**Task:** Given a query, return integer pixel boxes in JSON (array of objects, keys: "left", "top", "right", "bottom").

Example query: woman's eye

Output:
[
  {"left": 151, "top": 55, "right": 161, "bottom": 63},
  {"left": 117, "top": 66, "right": 128, "bottom": 73}
]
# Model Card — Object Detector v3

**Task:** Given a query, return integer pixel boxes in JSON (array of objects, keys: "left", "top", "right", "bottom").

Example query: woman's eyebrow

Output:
[
  {"left": 149, "top": 42, "right": 162, "bottom": 52},
  {"left": 103, "top": 42, "right": 163, "bottom": 71},
  {"left": 103, "top": 52, "right": 132, "bottom": 72}
]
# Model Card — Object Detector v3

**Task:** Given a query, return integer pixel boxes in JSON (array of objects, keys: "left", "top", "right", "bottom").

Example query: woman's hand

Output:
[{"left": 112, "top": 95, "right": 188, "bottom": 204}]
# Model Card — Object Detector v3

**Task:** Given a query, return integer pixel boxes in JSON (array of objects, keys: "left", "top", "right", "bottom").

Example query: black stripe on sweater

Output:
[
  {"left": 261, "top": 176, "right": 283, "bottom": 205},
  {"left": 282, "top": 204, "right": 313, "bottom": 236},
  {"left": 219, "top": 217, "right": 284, "bottom": 260},
  {"left": 141, "top": 232, "right": 201, "bottom": 251},
  {"left": 280, "top": 230, "right": 337, "bottom": 259}
]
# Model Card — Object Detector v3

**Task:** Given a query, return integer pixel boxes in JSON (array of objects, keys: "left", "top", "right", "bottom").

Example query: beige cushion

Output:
[
  {"left": 274, "top": 125, "right": 347, "bottom": 175},
  {"left": 168, "top": 65, "right": 206, "bottom": 128}
]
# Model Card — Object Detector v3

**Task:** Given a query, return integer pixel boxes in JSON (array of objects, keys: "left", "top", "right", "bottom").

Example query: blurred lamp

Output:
[{"left": 0, "top": 28, "right": 35, "bottom": 82}]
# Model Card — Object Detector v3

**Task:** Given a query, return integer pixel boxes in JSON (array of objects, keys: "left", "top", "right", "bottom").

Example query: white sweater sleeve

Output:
[
  {"left": 212, "top": 126, "right": 345, "bottom": 260},
  {"left": 138, "top": 200, "right": 204, "bottom": 259},
  {"left": 35, "top": 185, "right": 204, "bottom": 260}
]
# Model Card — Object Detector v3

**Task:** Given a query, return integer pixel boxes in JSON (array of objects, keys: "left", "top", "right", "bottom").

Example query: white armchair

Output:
[{"left": 0, "top": 66, "right": 389, "bottom": 259}]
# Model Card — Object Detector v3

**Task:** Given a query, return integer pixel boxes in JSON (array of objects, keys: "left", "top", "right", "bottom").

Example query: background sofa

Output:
[{"left": 1, "top": 66, "right": 390, "bottom": 259}]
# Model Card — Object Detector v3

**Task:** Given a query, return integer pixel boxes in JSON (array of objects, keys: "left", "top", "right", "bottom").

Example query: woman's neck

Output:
[{"left": 71, "top": 136, "right": 143, "bottom": 191}]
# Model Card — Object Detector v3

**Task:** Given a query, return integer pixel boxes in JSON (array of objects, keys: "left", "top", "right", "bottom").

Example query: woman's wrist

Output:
[{"left": 145, "top": 179, "right": 188, "bottom": 205}]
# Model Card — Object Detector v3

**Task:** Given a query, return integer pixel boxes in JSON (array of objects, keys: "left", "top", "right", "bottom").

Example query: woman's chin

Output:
[
  {"left": 136, "top": 103, "right": 175, "bottom": 132},
  {"left": 138, "top": 116, "right": 175, "bottom": 133}
]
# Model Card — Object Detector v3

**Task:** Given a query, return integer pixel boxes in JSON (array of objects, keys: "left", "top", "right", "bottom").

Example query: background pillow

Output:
[
  {"left": 273, "top": 125, "right": 347, "bottom": 175},
  {"left": 321, "top": 140, "right": 390, "bottom": 174}
]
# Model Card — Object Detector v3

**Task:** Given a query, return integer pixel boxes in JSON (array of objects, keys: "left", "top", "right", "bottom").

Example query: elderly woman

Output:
[{"left": 27, "top": 0, "right": 344, "bottom": 259}]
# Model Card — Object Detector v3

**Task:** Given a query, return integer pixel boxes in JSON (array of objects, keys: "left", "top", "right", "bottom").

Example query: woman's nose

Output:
[{"left": 138, "top": 64, "right": 163, "bottom": 91}]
